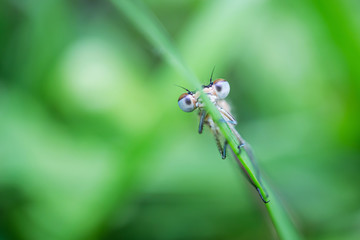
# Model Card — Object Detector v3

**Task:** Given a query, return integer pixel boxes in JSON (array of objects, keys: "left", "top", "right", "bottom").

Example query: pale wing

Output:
[{"left": 217, "top": 105, "right": 261, "bottom": 180}]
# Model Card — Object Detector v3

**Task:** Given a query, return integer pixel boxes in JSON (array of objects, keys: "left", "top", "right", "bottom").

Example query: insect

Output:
[{"left": 177, "top": 70, "right": 269, "bottom": 203}]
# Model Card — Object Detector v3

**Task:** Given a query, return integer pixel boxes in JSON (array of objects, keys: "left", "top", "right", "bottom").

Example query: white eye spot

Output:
[
  {"left": 178, "top": 93, "right": 196, "bottom": 112},
  {"left": 214, "top": 80, "right": 230, "bottom": 99}
]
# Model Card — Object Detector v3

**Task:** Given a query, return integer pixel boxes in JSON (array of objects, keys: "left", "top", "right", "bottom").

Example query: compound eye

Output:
[
  {"left": 178, "top": 93, "right": 196, "bottom": 112},
  {"left": 213, "top": 79, "right": 230, "bottom": 99}
]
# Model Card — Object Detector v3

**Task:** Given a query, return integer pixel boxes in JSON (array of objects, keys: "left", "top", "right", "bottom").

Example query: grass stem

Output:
[{"left": 111, "top": 1, "right": 302, "bottom": 239}]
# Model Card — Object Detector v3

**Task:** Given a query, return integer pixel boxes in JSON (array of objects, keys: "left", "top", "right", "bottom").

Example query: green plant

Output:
[{"left": 111, "top": 0, "right": 302, "bottom": 239}]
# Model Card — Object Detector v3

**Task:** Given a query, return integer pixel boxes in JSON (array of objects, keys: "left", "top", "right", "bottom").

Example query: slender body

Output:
[{"left": 177, "top": 74, "right": 268, "bottom": 203}]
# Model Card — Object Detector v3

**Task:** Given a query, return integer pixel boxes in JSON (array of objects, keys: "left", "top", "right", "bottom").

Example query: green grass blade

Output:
[
  {"left": 111, "top": 0, "right": 201, "bottom": 90},
  {"left": 111, "top": 0, "right": 302, "bottom": 239}
]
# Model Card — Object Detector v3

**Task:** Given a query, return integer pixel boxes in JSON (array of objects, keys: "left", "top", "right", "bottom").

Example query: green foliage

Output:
[{"left": 0, "top": 0, "right": 360, "bottom": 240}]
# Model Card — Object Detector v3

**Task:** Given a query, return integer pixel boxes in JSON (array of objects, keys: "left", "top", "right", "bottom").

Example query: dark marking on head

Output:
[
  {"left": 202, "top": 66, "right": 216, "bottom": 88},
  {"left": 185, "top": 97, "right": 191, "bottom": 105},
  {"left": 213, "top": 78, "right": 225, "bottom": 84},
  {"left": 178, "top": 93, "right": 189, "bottom": 101},
  {"left": 209, "top": 66, "right": 216, "bottom": 84},
  {"left": 174, "top": 84, "right": 193, "bottom": 94}
]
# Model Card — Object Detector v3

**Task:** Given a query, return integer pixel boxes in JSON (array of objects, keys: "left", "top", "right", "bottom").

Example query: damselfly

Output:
[{"left": 177, "top": 70, "right": 269, "bottom": 203}]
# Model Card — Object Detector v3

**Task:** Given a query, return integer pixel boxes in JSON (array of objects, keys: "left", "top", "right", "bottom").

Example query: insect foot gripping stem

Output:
[
  {"left": 237, "top": 142, "right": 245, "bottom": 154},
  {"left": 257, "top": 188, "right": 270, "bottom": 204}
]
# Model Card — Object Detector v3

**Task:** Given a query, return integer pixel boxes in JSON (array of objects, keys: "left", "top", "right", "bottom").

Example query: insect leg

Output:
[
  {"left": 207, "top": 117, "right": 224, "bottom": 158},
  {"left": 198, "top": 111, "right": 207, "bottom": 134},
  {"left": 213, "top": 131, "right": 224, "bottom": 159},
  {"left": 257, "top": 188, "right": 270, "bottom": 204},
  {"left": 237, "top": 141, "right": 245, "bottom": 154},
  {"left": 222, "top": 140, "right": 228, "bottom": 159}
]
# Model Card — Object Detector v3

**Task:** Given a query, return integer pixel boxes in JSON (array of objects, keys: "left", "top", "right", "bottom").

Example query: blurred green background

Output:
[{"left": 1, "top": 0, "right": 360, "bottom": 239}]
